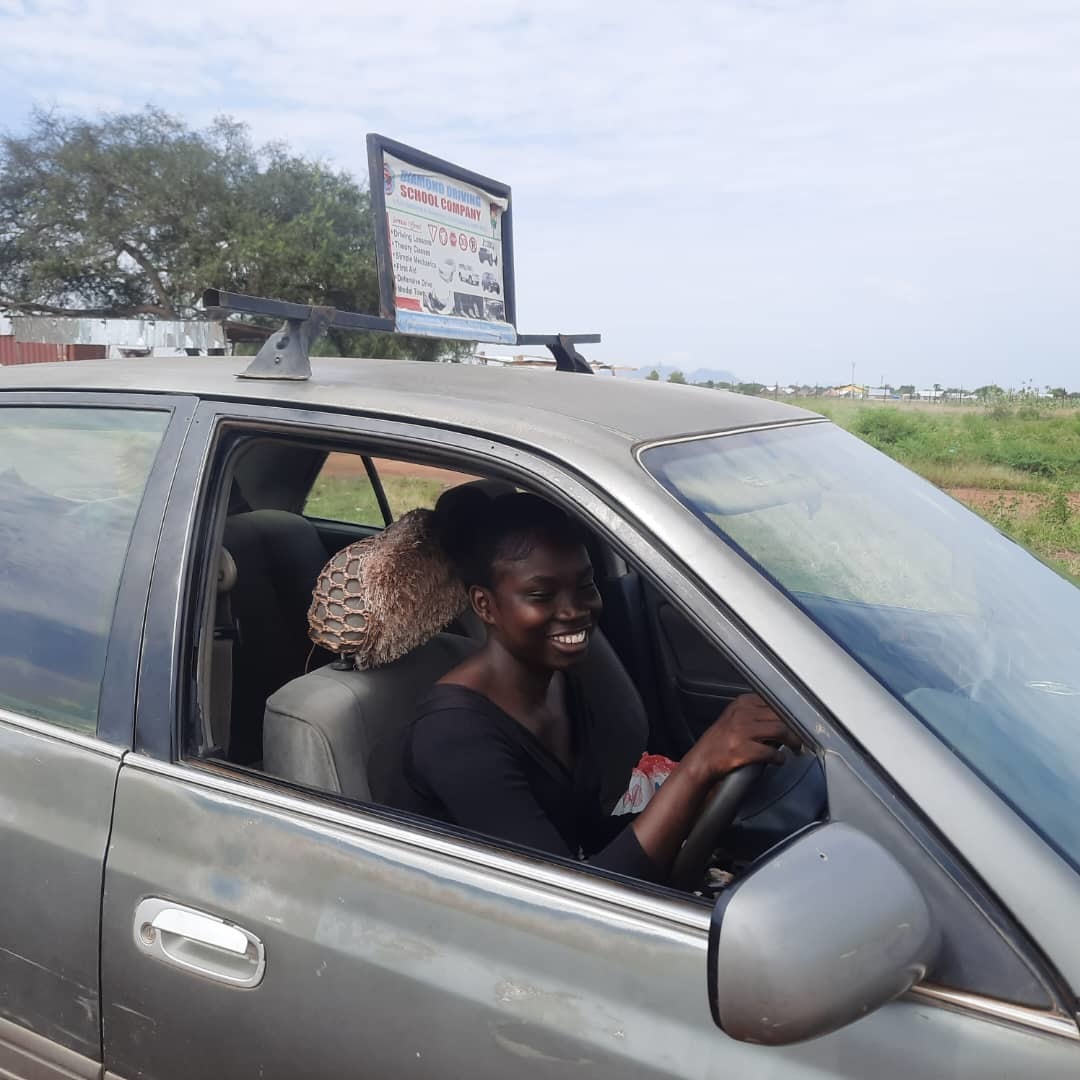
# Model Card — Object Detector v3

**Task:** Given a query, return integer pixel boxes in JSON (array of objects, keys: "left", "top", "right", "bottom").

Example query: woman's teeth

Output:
[{"left": 551, "top": 630, "right": 587, "bottom": 645}]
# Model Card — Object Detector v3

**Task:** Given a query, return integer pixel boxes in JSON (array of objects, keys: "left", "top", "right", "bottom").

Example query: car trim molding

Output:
[
  {"left": 908, "top": 984, "right": 1080, "bottom": 1041},
  {"left": 0, "top": 1012, "right": 100, "bottom": 1080},
  {"left": 633, "top": 416, "right": 830, "bottom": 457},
  {"left": 0, "top": 706, "right": 125, "bottom": 759},
  {"left": 125, "top": 755, "right": 711, "bottom": 939}
]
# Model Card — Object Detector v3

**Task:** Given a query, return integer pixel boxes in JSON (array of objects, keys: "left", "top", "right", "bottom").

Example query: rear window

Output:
[
  {"left": 0, "top": 406, "right": 169, "bottom": 732},
  {"left": 304, "top": 454, "right": 483, "bottom": 525}
]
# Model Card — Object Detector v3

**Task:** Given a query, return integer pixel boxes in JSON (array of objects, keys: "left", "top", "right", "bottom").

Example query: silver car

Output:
[{"left": 0, "top": 354, "right": 1077, "bottom": 1079}]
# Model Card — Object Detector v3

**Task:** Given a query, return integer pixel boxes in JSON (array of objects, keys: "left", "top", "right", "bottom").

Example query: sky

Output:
[{"left": 1, "top": 0, "right": 1078, "bottom": 388}]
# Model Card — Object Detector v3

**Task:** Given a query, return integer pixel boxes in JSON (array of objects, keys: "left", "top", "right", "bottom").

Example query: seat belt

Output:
[{"left": 210, "top": 549, "right": 239, "bottom": 757}]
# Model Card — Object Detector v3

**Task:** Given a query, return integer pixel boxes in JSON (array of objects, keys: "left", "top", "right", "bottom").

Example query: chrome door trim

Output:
[
  {"left": 908, "top": 984, "right": 1079, "bottom": 1042},
  {"left": 0, "top": 706, "right": 125, "bottom": 760},
  {"left": 124, "top": 754, "right": 711, "bottom": 941},
  {"left": 0, "top": 1012, "right": 101, "bottom": 1079}
]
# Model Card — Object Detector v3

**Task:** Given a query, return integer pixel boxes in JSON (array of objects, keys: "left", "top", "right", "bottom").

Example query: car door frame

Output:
[
  {"left": 0, "top": 390, "right": 194, "bottom": 1080},
  {"left": 123, "top": 398, "right": 1079, "bottom": 1056}
]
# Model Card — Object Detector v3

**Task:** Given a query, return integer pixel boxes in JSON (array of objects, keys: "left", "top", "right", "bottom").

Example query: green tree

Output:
[
  {"left": 0, "top": 106, "right": 456, "bottom": 360},
  {"left": 667, "top": 370, "right": 686, "bottom": 384},
  {"left": 645, "top": 369, "right": 660, "bottom": 381},
  {"left": 897, "top": 384, "right": 916, "bottom": 397}
]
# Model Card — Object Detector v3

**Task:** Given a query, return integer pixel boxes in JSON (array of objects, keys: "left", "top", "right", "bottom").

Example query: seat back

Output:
[
  {"left": 264, "top": 626, "right": 648, "bottom": 811},
  {"left": 222, "top": 509, "right": 331, "bottom": 763},
  {"left": 264, "top": 632, "right": 479, "bottom": 801}
]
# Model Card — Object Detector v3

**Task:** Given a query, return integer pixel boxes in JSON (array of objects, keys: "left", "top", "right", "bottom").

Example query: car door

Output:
[
  {"left": 0, "top": 393, "right": 190, "bottom": 1079},
  {"left": 100, "top": 404, "right": 1079, "bottom": 1079}
]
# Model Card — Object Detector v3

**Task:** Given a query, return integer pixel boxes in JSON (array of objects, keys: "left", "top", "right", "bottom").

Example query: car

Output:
[
  {"left": 0, "top": 347, "right": 1078, "bottom": 1080},
  {"left": 458, "top": 264, "right": 480, "bottom": 286},
  {"left": 479, "top": 245, "right": 498, "bottom": 266},
  {"left": 482, "top": 271, "right": 501, "bottom": 294}
]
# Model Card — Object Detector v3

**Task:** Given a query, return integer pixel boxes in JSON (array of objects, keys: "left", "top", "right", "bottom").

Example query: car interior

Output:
[{"left": 188, "top": 432, "right": 828, "bottom": 898}]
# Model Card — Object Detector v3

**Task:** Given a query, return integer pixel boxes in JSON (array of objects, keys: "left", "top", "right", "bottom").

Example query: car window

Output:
[
  {"left": 303, "top": 453, "right": 383, "bottom": 526},
  {"left": 0, "top": 406, "right": 170, "bottom": 732},
  {"left": 643, "top": 422, "right": 1080, "bottom": 876},
  {"left": 304, "top": 453, "right": 483, "bottom": 525}
]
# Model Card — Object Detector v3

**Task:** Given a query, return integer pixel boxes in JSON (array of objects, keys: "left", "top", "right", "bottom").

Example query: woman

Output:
[{"left": 394, "top": 490, "right": 800, "bottom": 884}]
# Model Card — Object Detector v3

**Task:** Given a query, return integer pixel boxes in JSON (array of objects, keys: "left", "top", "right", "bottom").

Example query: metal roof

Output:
[{"left": 0, "top": 355, "right": 820, "bottom": 448}]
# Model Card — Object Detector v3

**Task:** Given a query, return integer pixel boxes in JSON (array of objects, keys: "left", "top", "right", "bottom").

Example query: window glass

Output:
[
  {"left": 304, "top": 453, "right": 483, "bottom": 525},
  {"left": 643, "top": 423, "right": 1080, "bottom": 875},
  {"left": 304, "top": 453, "right": 382, "bottom": 525},
  {"left": 0, "top": 407, "right": 169, "bottom": 732}
]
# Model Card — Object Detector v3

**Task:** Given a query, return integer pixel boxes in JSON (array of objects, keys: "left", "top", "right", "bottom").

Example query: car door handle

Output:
[{"left": 133, "top": 898, "right": 266, "bottom": 988}]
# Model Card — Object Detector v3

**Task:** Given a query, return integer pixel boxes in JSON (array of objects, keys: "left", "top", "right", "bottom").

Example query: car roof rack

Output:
[{"left": 203, "top": 288, "right": 600, "bottom": 381}]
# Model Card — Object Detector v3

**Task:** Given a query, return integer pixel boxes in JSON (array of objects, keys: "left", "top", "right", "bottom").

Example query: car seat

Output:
[
  {"left": 263, "top": 483, "right": 649, "bottom": 812},
  {"left": 222, "top": 509, "right": 332, "bottom": 763}
]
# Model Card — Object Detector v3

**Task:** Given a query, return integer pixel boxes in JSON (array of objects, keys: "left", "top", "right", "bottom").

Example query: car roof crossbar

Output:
[{"left": 203, "top": 289, "right": 600, "bottom": 380}]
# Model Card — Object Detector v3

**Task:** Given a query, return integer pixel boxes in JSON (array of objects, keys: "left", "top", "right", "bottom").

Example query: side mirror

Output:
[{"left": 708, "top": 821, "right": 938, "bottom": 1046}]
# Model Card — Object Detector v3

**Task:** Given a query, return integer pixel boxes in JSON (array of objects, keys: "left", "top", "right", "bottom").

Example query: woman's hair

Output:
[{"left": 434, "top": 487, "right": 585, "bottom": 589}]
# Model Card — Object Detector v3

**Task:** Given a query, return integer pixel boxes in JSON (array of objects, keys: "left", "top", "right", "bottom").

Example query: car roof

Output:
[{"left": 0, "top": 355, "right": 821, "bottom": 449}]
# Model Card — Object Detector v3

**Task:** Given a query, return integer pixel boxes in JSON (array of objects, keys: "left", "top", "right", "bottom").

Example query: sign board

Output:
[{"left": 367, "top": 134, "right": 516, "bottom": 344}]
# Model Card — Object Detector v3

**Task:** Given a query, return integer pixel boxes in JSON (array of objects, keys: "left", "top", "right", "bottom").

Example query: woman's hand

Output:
[
  {"left": 630, "top": 693, "right": 801, "bottom": 873},
  {"left": 682, "top": 694, "right": 801, "bottom": 784}
]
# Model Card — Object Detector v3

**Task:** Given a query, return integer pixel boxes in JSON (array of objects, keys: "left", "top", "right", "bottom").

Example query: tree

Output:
[
  {"left": 0, "top": 106, "right": 456, "bottom": 360},
  {"left": 667, "top": 370, "right": 686, "bottom": 384},
  {"left": 897, "top": 384, "right": 915, "bottom": 397},
  {"left": 646, "top": 369, "right": 660, "bottom": 381}
]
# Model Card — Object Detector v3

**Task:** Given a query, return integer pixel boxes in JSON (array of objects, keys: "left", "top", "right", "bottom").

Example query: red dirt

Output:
[
  {"left": 319, "top": 452, "right": 478, "bottom": 487},
  {"left": 946, "top": 487, "right": 1080, "bottom": 520}
]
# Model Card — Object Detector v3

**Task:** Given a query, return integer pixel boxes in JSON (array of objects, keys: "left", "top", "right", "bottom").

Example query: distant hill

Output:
[{"left": 623, "top": 364, "right": 739, "bottom": 385}]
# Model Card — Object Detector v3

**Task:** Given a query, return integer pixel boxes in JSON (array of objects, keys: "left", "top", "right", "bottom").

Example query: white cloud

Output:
[{"left": 1, "top": 0, "right": 1079, "bottom": 385}]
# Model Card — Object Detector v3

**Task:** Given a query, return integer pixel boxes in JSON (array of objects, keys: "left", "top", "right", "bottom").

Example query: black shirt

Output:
[{"left": 393, "top": 681, "right": 660, "bottom": 882}]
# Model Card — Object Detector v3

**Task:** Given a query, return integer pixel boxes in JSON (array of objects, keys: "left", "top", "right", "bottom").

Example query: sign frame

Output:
[{"left": 366, "top": 133, "right": 517, "bottom": 341}]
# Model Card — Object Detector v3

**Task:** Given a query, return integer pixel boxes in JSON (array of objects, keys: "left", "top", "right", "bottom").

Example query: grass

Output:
[
  {"left": 304, "top": 474, "right": 447, "bottom": 525},
  {"left": 793, "top": 398, "right": 1080, "bottom": 582}
]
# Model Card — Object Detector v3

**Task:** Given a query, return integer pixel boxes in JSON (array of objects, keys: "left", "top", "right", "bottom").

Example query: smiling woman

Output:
[{"left": 387, "top": 487, "right": 800, "bottom": 885}]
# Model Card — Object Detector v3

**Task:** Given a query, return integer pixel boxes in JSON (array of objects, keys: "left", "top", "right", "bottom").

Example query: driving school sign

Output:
[{"left": 367, "top": 134, "right": 516, "bottom": 344}]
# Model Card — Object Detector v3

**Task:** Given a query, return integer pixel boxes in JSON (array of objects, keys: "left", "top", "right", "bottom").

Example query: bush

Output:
[{"left": 852, "top": 408, "right": 923, "bottom": 447}]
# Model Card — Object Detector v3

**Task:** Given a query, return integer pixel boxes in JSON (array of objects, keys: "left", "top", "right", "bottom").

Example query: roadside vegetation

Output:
[{"left": 797, "top": 399, "right": 1080, "bottom": 582}]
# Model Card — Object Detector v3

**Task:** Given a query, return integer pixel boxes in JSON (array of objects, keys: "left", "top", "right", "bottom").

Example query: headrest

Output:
[
  {"left": 307, "top": 508, "right": 467, "bottom": 670},
  {"left": 435, "top": 478, "right": 515, "bottom": 515}
]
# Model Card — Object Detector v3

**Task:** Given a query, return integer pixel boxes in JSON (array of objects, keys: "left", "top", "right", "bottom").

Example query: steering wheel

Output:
[{"left": 670, "top": 763, "right": 765, "bottom": 892}]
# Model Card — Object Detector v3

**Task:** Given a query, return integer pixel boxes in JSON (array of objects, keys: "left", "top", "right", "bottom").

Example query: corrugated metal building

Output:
[{"left": 0, "top": 336, "right": 105, "bottom": 365}]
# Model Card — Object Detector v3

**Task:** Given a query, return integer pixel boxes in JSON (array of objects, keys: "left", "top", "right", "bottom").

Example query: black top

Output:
[{"left": 393, "top": 680, "right": 660, "bottom": 882}]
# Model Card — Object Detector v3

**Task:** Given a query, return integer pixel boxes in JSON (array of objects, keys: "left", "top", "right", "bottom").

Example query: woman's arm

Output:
[{"left": 630, "top": 694, "right": 800, "bottom": 871}]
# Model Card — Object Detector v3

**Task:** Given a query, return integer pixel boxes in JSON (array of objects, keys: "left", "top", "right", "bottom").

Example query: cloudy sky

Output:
[{"left": 1, "top": 0, "right": 1078, "bottom": 387}]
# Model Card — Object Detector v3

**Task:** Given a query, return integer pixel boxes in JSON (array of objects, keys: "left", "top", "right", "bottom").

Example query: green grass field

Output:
[
  {"left": 305, "top": 474, "right": 446, "bottom": 525},
  {"left": 795, "top": 399, "right": 1080, "bottom": 581}
]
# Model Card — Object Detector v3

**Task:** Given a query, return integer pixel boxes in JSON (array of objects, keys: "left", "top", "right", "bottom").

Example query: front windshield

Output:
[{"left": 642, "top": 422, "right": 1080, "bottom": 873}]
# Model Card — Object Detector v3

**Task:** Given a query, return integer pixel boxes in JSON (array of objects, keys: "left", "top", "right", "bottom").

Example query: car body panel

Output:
[
  {"left": 0, "top": 713, "right": 119, "bottom": 1060},
  {"left": 101, "top": 758, "right": 1080, "bottom": 1080},
  {"left": 0, "top": 356, "right": 819, "bottom": 450}
]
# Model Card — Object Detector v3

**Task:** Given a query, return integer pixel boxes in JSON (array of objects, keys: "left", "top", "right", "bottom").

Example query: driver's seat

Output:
[{"left": 262, "top": 496, "right": 649, "bottom": 810}]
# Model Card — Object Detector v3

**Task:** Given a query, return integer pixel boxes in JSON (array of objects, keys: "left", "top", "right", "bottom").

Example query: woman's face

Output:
[{"left": 475, "top": 535, "right": 602, "bottom": 670}]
